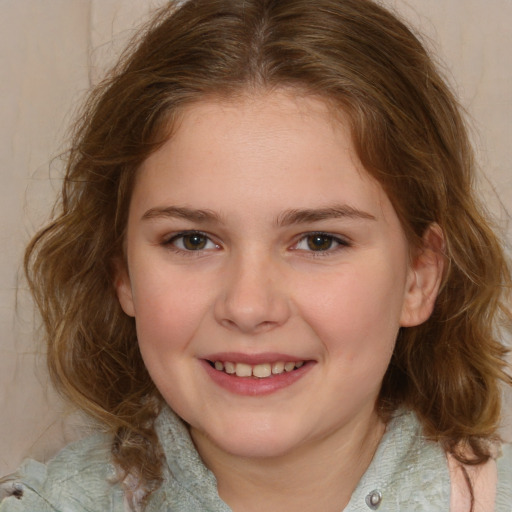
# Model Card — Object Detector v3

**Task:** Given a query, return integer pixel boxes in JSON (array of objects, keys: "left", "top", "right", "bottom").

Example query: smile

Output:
[
  {"left": 210, "top": 360, "right": 305, "bottom": 378},
  {"left": 202, "top": 357, "right": 313, "bottom": 395}
]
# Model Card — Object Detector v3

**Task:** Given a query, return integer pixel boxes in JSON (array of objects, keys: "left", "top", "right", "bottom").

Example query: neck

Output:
[{"left": 192, "top": 410, "right": 386, "bottom": 512}]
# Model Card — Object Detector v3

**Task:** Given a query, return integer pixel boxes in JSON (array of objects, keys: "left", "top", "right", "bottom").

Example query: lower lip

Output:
[{"left": 201, "top": 360, "right": 314, "bottom": 396}]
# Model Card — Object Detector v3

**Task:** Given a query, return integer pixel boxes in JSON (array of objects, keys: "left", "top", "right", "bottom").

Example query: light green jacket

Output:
[{"left": 1, "top": 408, "right": 511, "bottom": 511}]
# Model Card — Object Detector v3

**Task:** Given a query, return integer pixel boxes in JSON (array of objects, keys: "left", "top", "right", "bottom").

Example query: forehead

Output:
[
  {"left": 132, "top": 89, "right": 393, "bottom": 223},
  {"left": 141, "top": 90, "right": 358, "bottom": 181}
]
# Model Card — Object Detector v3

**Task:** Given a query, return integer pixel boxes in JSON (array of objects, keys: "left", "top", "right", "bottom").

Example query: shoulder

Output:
[
  {"left": 344, "top": 410, "right": 452, "bottom": 510},
  {"left": 495, "top": 442, "right": 512, "bottom": 511},
  {"left": 448, "top": 441, "right": 512, "bottom": 512},
  {"left": 0, "top": 432, "right": 125, "bottom": 512},
  {"left": 348, "top": 410, "right": 507, "bottom": 512}
]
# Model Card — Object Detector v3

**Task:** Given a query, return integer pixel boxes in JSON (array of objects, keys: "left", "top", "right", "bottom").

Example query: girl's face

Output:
[{"left": 116, "top": 90, "right": 438, "bottom": 461}]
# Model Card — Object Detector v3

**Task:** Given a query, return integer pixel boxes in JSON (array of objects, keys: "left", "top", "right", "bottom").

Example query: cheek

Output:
[
  {"left": 130, "top": 269, "right": 213, "bottom": 354},
  {"left": 294, "top": 263, "right": 406, "bottom": 356}
]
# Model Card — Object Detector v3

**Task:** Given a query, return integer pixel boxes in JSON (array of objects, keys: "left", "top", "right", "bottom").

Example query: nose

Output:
[{"left": 213, "top": 252, "right": 291, "bottom": 334}]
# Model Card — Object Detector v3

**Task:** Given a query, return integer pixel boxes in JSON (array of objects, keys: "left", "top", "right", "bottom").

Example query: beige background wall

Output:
[{"left": 1, "top": 0, "right": 511, "bottom": 476}]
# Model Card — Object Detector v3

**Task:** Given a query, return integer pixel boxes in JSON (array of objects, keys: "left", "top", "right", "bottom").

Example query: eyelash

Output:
[
  {"left": 163, "top": 231, "right": 220, "bottom": 254},
  {"left": 162, "top": 231, "right": 351, "bottom": 256},
  {"left": 292, "top": 232, "right": 351, "bottom": 256}
]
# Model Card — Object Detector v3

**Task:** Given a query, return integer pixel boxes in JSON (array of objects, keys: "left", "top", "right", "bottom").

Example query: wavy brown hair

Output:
[{"left": 25, "top": 0, "right": 511, "bottom": 504}]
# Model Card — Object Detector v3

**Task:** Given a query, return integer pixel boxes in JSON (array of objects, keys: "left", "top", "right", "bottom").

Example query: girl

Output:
[{"left": 1, "top": 0, "right": 511, "bottom": 510}]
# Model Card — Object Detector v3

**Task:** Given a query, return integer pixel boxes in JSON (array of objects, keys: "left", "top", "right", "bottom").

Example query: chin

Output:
[
  {"left": 217, "top": 434, "right": 301, "bottom": 459},
  {"left": 194, "top": 417, "right": 306, "bottom": 460}
]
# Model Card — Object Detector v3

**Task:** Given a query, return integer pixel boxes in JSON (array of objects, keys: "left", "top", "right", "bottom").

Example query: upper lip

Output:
[{"left": 202, "top": 352, "right": 310, "bottom": 365}]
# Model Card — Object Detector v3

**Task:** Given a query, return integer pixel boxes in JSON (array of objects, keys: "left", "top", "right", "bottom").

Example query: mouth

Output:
[
  {"left": 208, "top": 360, "right": 305, "bottom": 378},
  {"left": 201, "top": 353, "right": 314, "bottom": 395}
]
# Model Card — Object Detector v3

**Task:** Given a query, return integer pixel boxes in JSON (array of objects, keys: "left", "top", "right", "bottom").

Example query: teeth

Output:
[
  {"left": 284, "top": 362, "right": 295, "bottom": 372},
  {"left": 224, "top": 361, "right": 236, "bottom": 374},
  {"left": 253, "top": 363, "right": 271, "bottom": 378},
  {"left": 272, "top": 361, "right": 285, "bottom": 374},
  {"left": 235, "top": 363, "right": 252, "bottom": 377},
  {"left": 212, "top": 360, "right": 305, "bottom": 378}
]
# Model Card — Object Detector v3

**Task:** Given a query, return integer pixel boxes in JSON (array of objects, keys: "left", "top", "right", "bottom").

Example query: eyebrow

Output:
[
  {"left": 142, "top": 206, "right": 221, "bottom": 222},
  {"left": 276, "top": 205, "right": 376, "bottom": 226},
  {"left": 142, "top": 204, "right": 376, "bottom": 226}
]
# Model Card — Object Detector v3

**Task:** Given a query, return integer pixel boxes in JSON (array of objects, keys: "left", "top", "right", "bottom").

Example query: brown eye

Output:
[
  {"left": 182, "top": 233, "right": 208, "bottom": 250},
  {"left": 168, "top": 232, "right": 218, "bottom": 251},
  {"left": 293, "top": 232, "right": 349, "bottom": 254},
  {"left": 306, "top": 234, "right": 335, "bottom": 251}
]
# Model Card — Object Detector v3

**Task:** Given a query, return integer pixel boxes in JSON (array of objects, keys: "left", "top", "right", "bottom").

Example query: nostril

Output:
[
  {"left": 214, "top": 284, "right": 291, "bottom": 333},
  {"left": 220, "top": 318, "right": 238, "bottom": 330},
  {"left": 221, "top": 318, "right": 277, "bottom": 333}
]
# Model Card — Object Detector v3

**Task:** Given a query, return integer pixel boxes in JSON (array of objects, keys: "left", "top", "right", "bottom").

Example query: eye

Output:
[
  {"left": 294, "top": 233, "right": 349, "bottom": 252},
  {"left": 166, "top": 231, "right": 219, "bottom": 251}
]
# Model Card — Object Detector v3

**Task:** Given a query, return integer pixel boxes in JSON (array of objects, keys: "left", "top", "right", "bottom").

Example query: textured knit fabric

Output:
[{"left": 1, "top": 408, "right": 511, "bottom": 511}]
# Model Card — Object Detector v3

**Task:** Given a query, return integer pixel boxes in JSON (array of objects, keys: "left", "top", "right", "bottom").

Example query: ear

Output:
[
  {"left": 400, "top": 223, "right": 445, "bottom": 327},
  {"left": 113, "top": 258, "right": 136, "bottom": 317}
]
